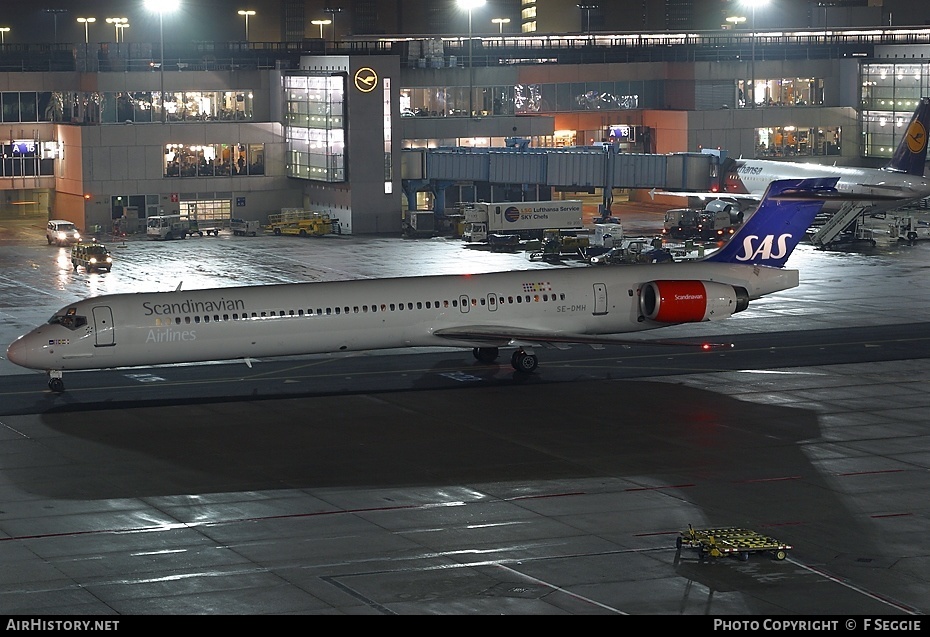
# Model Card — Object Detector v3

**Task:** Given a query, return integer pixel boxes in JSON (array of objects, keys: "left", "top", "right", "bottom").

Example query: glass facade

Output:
[
  {"left": 284, "top": 73, "right": 346, "bottom": 182},
  {"left": 861, "top": 63, "right": 930, "bottom": 158},
  {"left": 163, "top": 143, "right": 265, "bottom": 178},
  {"left": 0, "top": 90, "right": 254, "bottom": 125}
]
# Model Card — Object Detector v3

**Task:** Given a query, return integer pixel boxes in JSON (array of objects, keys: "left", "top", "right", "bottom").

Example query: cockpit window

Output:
[{"left": 48, "top": 308, "right": 87, "bottom": 330}]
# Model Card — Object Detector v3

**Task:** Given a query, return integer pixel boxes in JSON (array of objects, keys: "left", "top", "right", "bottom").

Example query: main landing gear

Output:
[
  {"left": 47, "top": 370, "right": 65, "bottom": 393},
  {"left": 472, "top": 347, "right": 539, "bottom": 373}
]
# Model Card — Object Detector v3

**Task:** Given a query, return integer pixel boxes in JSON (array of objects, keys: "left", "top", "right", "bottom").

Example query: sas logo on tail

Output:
[{"left": 734, "top": 234, "right": 792, "bottom": 261}]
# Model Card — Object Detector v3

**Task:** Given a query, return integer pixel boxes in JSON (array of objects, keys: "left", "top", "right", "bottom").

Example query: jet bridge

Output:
[{"left": 401, "top": 146, "right": 718, "bottom": 217}]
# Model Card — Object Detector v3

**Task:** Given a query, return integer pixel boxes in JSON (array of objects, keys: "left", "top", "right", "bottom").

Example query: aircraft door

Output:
[
  {"left": 459, "top": 294, "right": 470, "bottom": 313},
  {"left": 593, "top": 283, "right": 608, "bottom": 315},
  {"left": 92, "top": 306, "right": 115, "bottom": 346},
  {"left": 487, "top": 293, "right": 498, "bottom": 311}
]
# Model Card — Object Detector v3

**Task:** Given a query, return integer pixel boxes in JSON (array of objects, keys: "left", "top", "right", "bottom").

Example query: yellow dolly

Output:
[{"left": 677, "top": 525, "right": 791, "bottom": 561}]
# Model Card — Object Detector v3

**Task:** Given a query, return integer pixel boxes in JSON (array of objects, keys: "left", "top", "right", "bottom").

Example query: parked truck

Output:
[
  {"left": 663, "top": 199, "right": 743, "bottom": 241},
  {"left": 230, "top": 218, "right": 261, "bottom": 236},
  {"left": 146, "top": 214, "right": 192, "bottom": 240},
  {"left": 462, "top": 200, "right": 584, "bottom": 243},
  {"left": 889, "top": 215, "right": 930, "bottom": 242}
]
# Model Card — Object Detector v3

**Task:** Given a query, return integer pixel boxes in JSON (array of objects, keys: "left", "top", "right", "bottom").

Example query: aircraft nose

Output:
[{"left": 6, "top": 335, "right": 40, "bottom": 370}]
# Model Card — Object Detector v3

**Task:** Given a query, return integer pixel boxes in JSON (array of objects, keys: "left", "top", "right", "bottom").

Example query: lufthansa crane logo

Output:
[
  {"left": 354, "top": 67, "right": 378, "bottom": 93},
  {"left": 905, "top": 120, "right": 927, "bottom": 154}
]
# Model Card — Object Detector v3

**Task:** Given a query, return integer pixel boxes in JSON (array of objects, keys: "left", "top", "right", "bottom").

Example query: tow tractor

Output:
[{"left": 676, "top": 525, "right": 791, "bottom": 561}]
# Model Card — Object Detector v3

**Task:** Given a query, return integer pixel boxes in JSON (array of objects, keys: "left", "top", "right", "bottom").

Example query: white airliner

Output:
[
  {"left": 7, "top": 178, "right": 845, "bottom": 393},
  {"left": 660, "top": 97, "right": 930, "bottom": 214}
]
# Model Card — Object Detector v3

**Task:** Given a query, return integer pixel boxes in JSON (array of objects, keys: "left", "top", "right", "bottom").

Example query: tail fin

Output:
[
  {"left": 885, "top": 97, "right": 930, "bottom": 176},
  {"left": 703, "top": 177, "right": 837, "bottom": 268}
]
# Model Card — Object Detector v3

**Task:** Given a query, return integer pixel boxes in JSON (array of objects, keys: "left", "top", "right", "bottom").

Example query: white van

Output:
[{"left": 46, "top": 220, "right": 81, "bottom": 246}]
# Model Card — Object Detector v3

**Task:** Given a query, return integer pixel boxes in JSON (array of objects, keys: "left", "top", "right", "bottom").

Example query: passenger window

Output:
[
  {"left": 203, "top": 316, "right": 210, "bottom": 323},
  {"left": 175, "top": 317, "right": 181, "bottom": 324},
  {"left": 195, "top": 316, "right": 201, "bottom": 323},
  {"left": 417, "top": 302, "right": 423, "bottom": 309},
  {"left": 185, "top": 316, "right": 192, "bottom": 324},
  {"left": 335, "top": 307, "right": 341, "bottom": 315},
  {"left": 298, "top": 309, "right": 304, "bottom": 316}
]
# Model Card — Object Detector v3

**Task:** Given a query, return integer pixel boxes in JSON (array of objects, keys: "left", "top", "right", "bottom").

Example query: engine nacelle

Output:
[{"left": 639, "top": 280, "right": 750, "bottom": 323}]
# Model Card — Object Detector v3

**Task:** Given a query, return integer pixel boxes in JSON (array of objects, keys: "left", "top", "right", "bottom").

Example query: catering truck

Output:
[{"left": 462, "top": 200, "right": 584, "bottom": 243}]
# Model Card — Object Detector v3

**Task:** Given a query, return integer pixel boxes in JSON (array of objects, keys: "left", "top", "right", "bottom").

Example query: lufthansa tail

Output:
[{"left": 885, "top": 96, "right": 930, "bottom": 176}]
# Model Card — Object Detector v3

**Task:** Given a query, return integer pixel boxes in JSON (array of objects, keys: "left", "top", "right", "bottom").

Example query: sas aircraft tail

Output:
[
  {"left": 885, "top": 97, "right": 930, "bottom": 176},
  {"left": 703, "top": 177, "right": 838, "bottom": 268}
]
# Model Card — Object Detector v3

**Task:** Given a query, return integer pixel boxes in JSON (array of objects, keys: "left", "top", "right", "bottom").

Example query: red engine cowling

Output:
[{"left": 639, "top": 280, "right": 749, "bottom": 323}]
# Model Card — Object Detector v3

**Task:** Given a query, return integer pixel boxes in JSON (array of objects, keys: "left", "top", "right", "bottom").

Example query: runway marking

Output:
[
  {"left": 494, "top": 563, "right": 628, "bottom": 614},
  {"left": 792, "top": 560, "right": 922, "bottom": 615}
]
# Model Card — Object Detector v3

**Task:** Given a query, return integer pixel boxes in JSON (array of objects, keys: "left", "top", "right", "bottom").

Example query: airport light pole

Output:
[
  {"left": 238, "top": 10, "right": 255, "bottom": 42},
  {"left": 577, "top": 4, "right": 598, "bottom": 34},
  {"left": 77, "top": 17, "right": 96, "bottom": 45},
  {"left": 145, "top": 0, "right": 179, "bottom": 124},
  {"left": 107, "top": 18, "right": 128, "bottom": 43},
  {"left": 491, "top": 17, "right": 510, "bottom": 34},
  {"left": 458, "top": 0, "right": 486, "bottom": 118},
  {"left": 741, "top": 0, "right": 769, "bottom": 109},
  {"left": 324, "top": 7, "right": 343, "bottom": 44},
  {"left": 45, "top": 9, "right": 68, "bottom": 43},
  {"left": 311, "top": 19, "right": 331, "bottom": 40}
]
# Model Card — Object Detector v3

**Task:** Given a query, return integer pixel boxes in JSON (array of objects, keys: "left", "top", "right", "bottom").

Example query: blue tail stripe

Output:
[
  {"left": 886, "top": 97, "right": 930, "bottom": 176},
  {"left": 703, "top": 177, "right": 837, "bottom": 268}
]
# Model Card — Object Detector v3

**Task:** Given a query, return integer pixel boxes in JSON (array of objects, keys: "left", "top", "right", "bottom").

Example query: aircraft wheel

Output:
[
  {"left": 473, "top": 347, "right": 499, "bottom": 363},
  {"left": 511, "top": 350, "right": 538, "bottom": 373},
  {"left": 48, "top": 378, "right": 65, "bottom": 393}
]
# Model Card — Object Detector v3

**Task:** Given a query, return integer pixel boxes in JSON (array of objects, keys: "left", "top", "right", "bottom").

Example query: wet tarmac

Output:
[{"left": 1, "top": 208, "right": 929, "bottom": 616}]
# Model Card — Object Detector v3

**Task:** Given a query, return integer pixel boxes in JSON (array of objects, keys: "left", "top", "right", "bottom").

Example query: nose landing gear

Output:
[{"left": 47, "top": 370, "right": 65, "bottom": 393}]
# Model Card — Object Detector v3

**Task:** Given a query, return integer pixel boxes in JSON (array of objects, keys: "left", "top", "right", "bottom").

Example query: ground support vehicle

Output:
[
  {"left": 146, "top": 215, "right": 191, "bottom": 240},
  {"left": 889, "top": 216, "right": 930, "bottom": 242},
  {"left": 462, "top": 200, "right": 584, "bottom": 243},
  {"left": 187, "top": 219, "right": 221, "bottom": 236},
  {"left": 46, "top": 220, "right": 81, "bottom": 246},
  {"left": 70, "top": 242, "right": 113, "bottom": 272},
  {"left": 402, "top": 211, "right": 435, "bottom": 238},
  {"left": 676, "top": 525, "right": 791, "bottom": 561},
  {"left": 230, "top": 219, "right": 260, "bottom": 236},
  {"left": 529, "top": 229, "right": 590, "bottom": 261},
  {"left": 586, "top": 237, "right": 672, "bottom": 264},
  {"left": 268, "top": 209, "right": 338, "bottom": 237}
]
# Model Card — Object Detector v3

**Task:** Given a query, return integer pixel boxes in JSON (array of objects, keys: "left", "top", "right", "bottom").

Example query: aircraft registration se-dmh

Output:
[{"left": 7, "top": 177, "right": 849, "bottom": 393}]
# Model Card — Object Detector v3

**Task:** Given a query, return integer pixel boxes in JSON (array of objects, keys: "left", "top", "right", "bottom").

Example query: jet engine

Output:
[{"left": 639, "top": 280, "right": 749, "bottom": 323}]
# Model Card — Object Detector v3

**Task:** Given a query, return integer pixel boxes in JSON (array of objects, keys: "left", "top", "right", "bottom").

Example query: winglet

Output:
[
  {"left": 175, "top": 282, "right": 183, "bottom": 292},
  {"left": 702, "top": 177, "right": 837, "bottom": 268}
]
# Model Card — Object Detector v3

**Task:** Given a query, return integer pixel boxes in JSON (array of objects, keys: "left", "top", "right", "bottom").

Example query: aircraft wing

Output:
[
  {"left": 648, "top": 188, "right": 762, "bottom": 202},
  {"left": 433, "top": 325, "right": 732, "bottom": 349}
]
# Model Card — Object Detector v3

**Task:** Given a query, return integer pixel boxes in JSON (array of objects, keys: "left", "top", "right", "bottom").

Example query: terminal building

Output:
[{"left": 0, "top": 26, "right": 928, "bottom": 235}]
